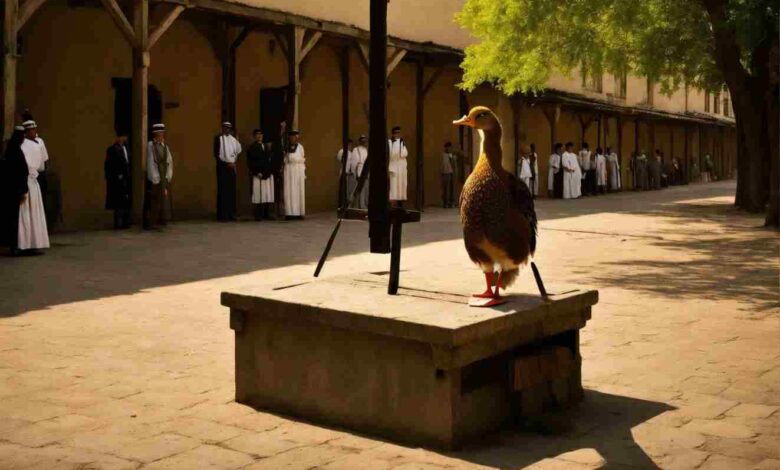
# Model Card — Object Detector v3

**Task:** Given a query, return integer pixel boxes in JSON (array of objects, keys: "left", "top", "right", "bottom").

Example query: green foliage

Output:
[{"left": 456, "top": 0, "right": 775, "bottom": 96}]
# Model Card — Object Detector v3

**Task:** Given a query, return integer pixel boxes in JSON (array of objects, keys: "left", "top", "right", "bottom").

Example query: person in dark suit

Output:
[
  {"left": 1, "top": 127, "right": 29, "bottom": 254},
  {"left": 105, "top": 131, "right": 132, "bottom": 229}
]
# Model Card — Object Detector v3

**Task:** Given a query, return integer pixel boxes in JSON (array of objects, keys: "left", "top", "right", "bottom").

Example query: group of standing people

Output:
[
  {"left": 1, "top": 120, "right": 51, "bottom": 255},
  {"left": 629, "top": 150, "right": 686, "bottom": 191},
  {"left": 547, "top": 142, "right": 621, "bottom": 199},
  {"left": 336, "top": 135, "right": 369, "bottom": 209}
]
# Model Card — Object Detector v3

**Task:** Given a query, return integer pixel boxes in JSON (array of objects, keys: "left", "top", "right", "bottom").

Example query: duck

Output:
[{"left": 453, "top": 106, "right": 538, "bottom": 307}]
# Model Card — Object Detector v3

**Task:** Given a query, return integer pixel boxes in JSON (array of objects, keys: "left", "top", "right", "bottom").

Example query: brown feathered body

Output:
[{"left": 460, "top": 115, "right": 537, "bottom": 289}]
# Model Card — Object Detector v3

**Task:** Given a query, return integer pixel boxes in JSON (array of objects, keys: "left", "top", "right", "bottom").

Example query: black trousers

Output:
[
  {"left": 113, "top": 208, "right": 131, "bottom": 229},
  {"left": 217, "top": 163, "right": 237, "bottom": 221},
  {"left": 441, "top": 173, "right": 454, "bottom": 207}
]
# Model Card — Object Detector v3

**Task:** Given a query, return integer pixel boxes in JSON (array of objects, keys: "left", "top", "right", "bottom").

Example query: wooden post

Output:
[
  {"left": 512, "top": 95, "right": 520, "bottom": 175},
  {"left": 698, "top": 124, "right": 703, "bottom": 173},
  {"left": 597, "top": 113, "right": 602, "bottom": 149},
  {"left": 544, "top": 104, "right": 561, "bottom": 154},
  {"left": 683, "top": 124, "right": 689, "bottom": 183},
  {"left": 414, "top": 59, "right": 423, "bottom": 210},
  {"left": 616, "top": 116, "right": 623, "bottom": 189},
  {"left": 368, "top": 0, "right": 389, "bottom": 254},
  {"left": 634, "top": 119, "right": 640, "bottom": 154},
  {"left": 131, "top": 0, "right": 149, "bottom": 226},
  {"left": 287, "top": 26, "right": 303, "bottom": 130},
  {"left": 3, "top": 0, "right": 18, "bottom": 143},
  {"left": 339, "top": 45, "right": 350, "bottom": 208},
  {"left": 228, "top": 27, "right": 250, "bottom": 126},
  {"left": 650, "top": 121, "right": 656, "bottom": 154}
]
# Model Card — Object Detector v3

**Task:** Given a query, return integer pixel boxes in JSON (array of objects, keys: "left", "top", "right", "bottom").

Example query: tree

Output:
[{"left": 457, "top": 0, "right": 779, "bottom": 227}]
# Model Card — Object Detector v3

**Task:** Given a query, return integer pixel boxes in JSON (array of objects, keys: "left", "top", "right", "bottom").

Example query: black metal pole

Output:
[
  {"left": 388, "top": 218, "right": 402, "bottom": 294},
  {"left": 368, "top": 0, "right": 390, "bottom": 254}
]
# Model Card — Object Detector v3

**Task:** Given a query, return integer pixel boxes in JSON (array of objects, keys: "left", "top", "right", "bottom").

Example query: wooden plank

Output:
[
  {"left": 3, "top": 0, "right": 18, "bottom": 142},
  {"left": 368, "top": 0, "right": 390, "bottom": 254},
  {"left": 385, "top": 47, "right": 406, "bottom": 78},
  {"left": 298, "top": 30, "right": 322, "bottom": 63},
  {"left": 422, "top": 66, "right": 445, "bottom": 97},
  {"left": 131, "top": 0, "right": 149, "bottom": 226},
  {"left": 99, "top": 0, "right": 138, "bottom": 47},
  {"left": 17, "top": 0, "right": 47, "bottom": 31},
  {"left": 148, "top": 4, "right": 184, "bottom": 49}
]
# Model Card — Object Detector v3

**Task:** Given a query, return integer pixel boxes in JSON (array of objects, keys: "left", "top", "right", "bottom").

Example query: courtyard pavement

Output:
[{"left": 0, "top": 181, "right": 778, "bottom": 469}]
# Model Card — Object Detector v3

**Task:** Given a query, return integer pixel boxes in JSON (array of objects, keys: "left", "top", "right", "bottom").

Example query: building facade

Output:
[{"left": 1, "top": 0, "right": 736, "bottom": 231}]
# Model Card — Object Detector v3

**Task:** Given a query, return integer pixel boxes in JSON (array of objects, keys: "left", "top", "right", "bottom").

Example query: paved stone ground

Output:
[{"left": 0, "top": 180, "right": 778, "bottom": 470}]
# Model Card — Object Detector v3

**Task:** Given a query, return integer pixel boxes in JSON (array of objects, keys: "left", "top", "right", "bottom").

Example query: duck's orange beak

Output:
[{"left": 453, "top": 115, "right": 474, "bottom": 128}]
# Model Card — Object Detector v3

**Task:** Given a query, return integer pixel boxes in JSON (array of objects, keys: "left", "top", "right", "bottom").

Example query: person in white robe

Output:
[
  {"left": 336, "top": 140, "right": 357, "bottom": 206},
  {"left": 595, "top": 147, "right": 607, "bottom": 194},
  {"left": 354, "top": 135, "right": 369, "bottom": 209},
  {"left": 606, "top": 147, "right": 621, "bottom": 191},
  {"left": 547, "top": 143, "right": 563, "bottom": 198},
  {"left": 518, "top": 153, "right": 533, "bottom": 190},
  {"left": 18, "top": 120, "right": 50, "bottom": 251},
  {"left": 388, "top": 126, "right": 408, "bottom": 206},
  {"left": 578, "top": 143, "right": 592, "bottom": 196},
  {"left": 562, "top": 142, "right": 581, "bottom": 199},
  {"left": 284, "top": 129, "right": 306, "bottom": 218}
]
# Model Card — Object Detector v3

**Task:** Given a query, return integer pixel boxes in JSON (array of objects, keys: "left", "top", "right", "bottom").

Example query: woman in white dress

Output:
[
  {"left": 18, "top": 120, "right": 50, "bottom": 252},
  {"left": 283, "top": 130, "right": 306, "bottom": 218},
  {"left": 606, "top": 146, "right": 621, "bottom": 191},
  {"left": 595, "top": 147, "right": 608, "bottom": 194}
]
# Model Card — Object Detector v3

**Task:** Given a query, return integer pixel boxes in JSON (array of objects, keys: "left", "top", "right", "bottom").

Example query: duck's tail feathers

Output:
[{"left": 496, "top": 268, "right": 520, "bottom": 290}]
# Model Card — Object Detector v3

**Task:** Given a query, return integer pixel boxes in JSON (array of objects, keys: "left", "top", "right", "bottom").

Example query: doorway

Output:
[
  {"left": 112, "top": 78, "right": 163, "bottom": 151},
  {"left": 259, "top": 86, "right": 287, "bottom": 144}
]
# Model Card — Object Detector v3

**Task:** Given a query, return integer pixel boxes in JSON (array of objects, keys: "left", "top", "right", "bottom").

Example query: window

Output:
[
  {"left": 614, "top": 71, "right": 627, "bottom": 99},
  {"left": 714, "top": 92, "right": 721, "bottom": 114},
  {"left": 581, "top": 65, "right": 603, "bottom": 93},
  {"left": 723, "top": 91, "right": 730, "bottom": 117},
  {"left": 704, "top": 90, "right": 710, "bottom": 112}
]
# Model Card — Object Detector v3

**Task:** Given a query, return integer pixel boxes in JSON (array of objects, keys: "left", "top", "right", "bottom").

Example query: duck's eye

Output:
[{"left": 476, "top": 112, "right": 487, "bottom": 119}]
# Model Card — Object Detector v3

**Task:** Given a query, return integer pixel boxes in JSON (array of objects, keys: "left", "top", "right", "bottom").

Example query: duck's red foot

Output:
[{"left": 472, "top": 288, "right": 495, "bottom": 299}]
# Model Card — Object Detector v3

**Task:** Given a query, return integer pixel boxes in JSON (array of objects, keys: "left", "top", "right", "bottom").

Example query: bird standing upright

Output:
[{"left": 454, "top": 106, "right": 538, "bottom": 307}]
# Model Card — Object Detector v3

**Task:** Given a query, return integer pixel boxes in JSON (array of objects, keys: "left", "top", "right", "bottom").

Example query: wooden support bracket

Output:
[
  {"left": 98, "top": 0, "right": 139, "bottom": 48},
  {"left": 149, "top": 4, "right": 185, "bottom": 49},
  {"left": 386, "top": 47, "right": 406, "bottom": 78},
  {"left": 422, "top": 66, "right": 445, "bottom": 97},
  {"left": 17, "top": 0, "right": 48, "bottom": 31}
]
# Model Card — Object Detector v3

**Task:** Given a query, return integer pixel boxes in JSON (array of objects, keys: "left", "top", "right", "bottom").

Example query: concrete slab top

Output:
[{"left": 221, "top": 273, "right": 597, "bottom": 348}]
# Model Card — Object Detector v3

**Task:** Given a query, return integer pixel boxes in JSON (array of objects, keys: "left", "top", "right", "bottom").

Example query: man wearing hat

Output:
[
  {"left": 18, "top": 120, "right": 50, "bottom": 251},
  {"left": 214, "top": 122, "right": 242, "bottom": 222},
  {"left": 335, "top": 139, "right": 357, "bottom": 206},
  {"left": 144, "top": 123, "right": 173, "bottom": 230},
  {"left": 104, "top": 130, "right": 131, "bottom": 229},
  {"left": 283, "top": 129, "right": 306, "bottom": 219},
  {"left": 354, "top": 135, "right": 369, "bottom": 209},
  {"left": 388, "top": 125, "right": 408, "bottom": 207},
  {"left": 246, "top": 129, "right": 274, "bottom": 221}
]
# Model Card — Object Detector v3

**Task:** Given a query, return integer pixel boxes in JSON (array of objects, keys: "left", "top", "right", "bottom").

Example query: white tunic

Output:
[
  {"left": 562, "top": 151, "right": 581, "bottom": 199},
  {"left": 252, "top": 177, "right": 274, "bottom": 204},
  {"left": 217, "top": 134, "right": 242, "bottom": 163},
  {"left": 607, "top": 152, "right": 621, "bottom": 189},
  {"left": 284, "top": 144, "right": 306, "bottom": 216},
  {"left": 518, "top": 156, "right": 533, "bottom": 189},
  {"left": 336, "top": 148, "right": 359, "bottom": 175},
  {"left": 18, "top": 138, "right": 50, "bottom": 250},
  {"left": 354, "top": 145, "right": 368, "bottom": 176},
  {"left": 547, "top": 153, "right": 561, "bottom": 191},
  {"left": 146, "top": 141, "right": 173, "bottom": 183},
  {"left": 595, "top": 153, "right": 608, "bottom": 186},
  {"left": 388, "top": 139, "right": 408, "bottom": 201}
]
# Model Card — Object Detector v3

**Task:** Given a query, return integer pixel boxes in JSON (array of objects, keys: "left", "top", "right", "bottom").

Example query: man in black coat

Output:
[
  {"left": 1, "top": 127, "right": 29, "bottom": 254},
  {"left": 246, "top": 129, "right": 274, "bottom": 220},
  {"left": 105, "top": 131, "right": 132, "bottom": 229},
  {"left": 213, "top": 122, "right": 242, "bottom": 222}
]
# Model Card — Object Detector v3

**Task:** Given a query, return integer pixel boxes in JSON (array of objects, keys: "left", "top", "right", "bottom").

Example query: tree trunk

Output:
[{"left": 764, "top": 81, "right": 779, "bottom": 227}]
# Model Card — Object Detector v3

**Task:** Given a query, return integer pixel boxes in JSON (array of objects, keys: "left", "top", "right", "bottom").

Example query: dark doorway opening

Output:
[
  {"left": 112, "top": 78, "right": 163, "bottom": 151},
  {"left": 259, "top": 87, "right": 287, "bottom": 145}
]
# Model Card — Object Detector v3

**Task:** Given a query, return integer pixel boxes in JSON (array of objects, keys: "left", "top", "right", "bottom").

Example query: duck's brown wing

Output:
[{"left": 506, "top": 173, "right": 538, "bottom": 255}]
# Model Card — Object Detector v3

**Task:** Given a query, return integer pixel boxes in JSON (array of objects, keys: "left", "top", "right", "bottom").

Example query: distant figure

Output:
[
  {"left": 690, "top": 160, "right": 701, "bottom": 183},
  {"left": 1, "top": 126, "right": 29, "bottom": 254},
  {"left": 636, "top": 152, "right": 649, "bottom": 191},
  {"left": 247, "top": 129, "right": 274, "bottom": 221},
  {"left": 105, "top": 131, "right": 131, "bottom": 229},
  {"left": 562, "top": 142, "right": 581, "bottom": 199},
  {"left": 144, "top": 123, "right": 173, "bottom": 230},
  {"left": 336, "top": 139, "right": 357, "bottom": 205},
  {"left": 548, "top": 143, "right": 563, "bottom": 198},
  {"left": 284, "top": 129, "right": 306, "bottom": 219},
  {"left": 18, "top": 120, "right": 50, "bottom": 252},
  {"left": 594, "top": 147, "right": 607, "bottom": 194},
  {"left": 529, "top": 143, "right": 539, "bottom": 197},
  {"left": 648, "top": 150, "right": 662, "bottom": 190},
  {"left": 214, "top": 122, "right": 242, "bottom": 222},
  {"left": 578, "top": 143, "right": 592, "bottom": 196},
  {"left": 441, "top": 141, "right": 456, "bottom": 208},
  {"left": 354, "top": 135, "right": 369, "bottom": 209},
  {"left": 517, "top": 144, "right": 533, "bottom": 192},
  {"left": 702, "top": 154, "right": 714, "bottom": 182},
  {"left": 606, "top": 147, "right": 621, "bottom": 192},
  {"left": 388, "top": 126, "right": 408, "bottom": 207}
]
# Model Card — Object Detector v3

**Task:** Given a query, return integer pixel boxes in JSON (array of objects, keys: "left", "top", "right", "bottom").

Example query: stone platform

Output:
[{"left": 221, "top": 273, "right": 598, "bottom": 449}]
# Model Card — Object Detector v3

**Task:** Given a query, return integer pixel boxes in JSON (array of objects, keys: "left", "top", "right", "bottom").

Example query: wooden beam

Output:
[
  {"left": 385, "top": 47, "right": 406, "bottom": 78},
  {"left": 298, "top": 30, "right": 322, "bottom": 63},
  {"left": 339, "top": 45, "right": 349, "bottom": 208},
  {"left": 415, "top": 60, "right": 424, "bottom": 210},
  {"left": 17, "top": 0, "right": 47, "bottom": 31},
  {"left": 99, "top": 0, "right": 139, "bottom": 47},
  {"left": 148, "top": 4, "right": 184, "bottom": 49},
  {"left": 3, "top": 0, "right": 19, "bottom": 142},
  {"left": 286, "top": 25, "right": 303, "bottom": 129},
  {"left": 230, "top": 25, "right": 251, "bottom": 50},
  {"left": 273, "top": 30, "right": 288, "bottom": 58},
  {"left": 130, "top": 0, "right": 149, "bottom": 226},
  {"left": 368, "top": 0, "right": 390, "bottom": 254},
  {"left": 422, "top": 66, "right": 445, "bottom": 97},
  {"left": 542, "top": 104, "right": 560, "bottom": 161},
  {"left": 356, "top": 40, "right": 369, "bottom": 73}
]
